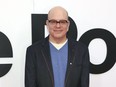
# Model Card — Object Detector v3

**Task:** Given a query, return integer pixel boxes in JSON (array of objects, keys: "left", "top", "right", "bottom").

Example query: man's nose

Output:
[{"left": 56, "top": 22, "right": 60, "bottom": 27}]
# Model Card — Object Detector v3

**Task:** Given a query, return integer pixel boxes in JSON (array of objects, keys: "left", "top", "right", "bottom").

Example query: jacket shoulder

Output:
[
  {"left": 69, "top": 39, "right": 88, "bottom": 50},
  {"left": 27, "top": 38, "right": 48, "bottom": 50}
]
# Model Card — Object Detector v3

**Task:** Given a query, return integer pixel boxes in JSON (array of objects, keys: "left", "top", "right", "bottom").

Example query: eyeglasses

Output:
[{"left": 48, "top": 19, "right": 68, "bottom": 26}]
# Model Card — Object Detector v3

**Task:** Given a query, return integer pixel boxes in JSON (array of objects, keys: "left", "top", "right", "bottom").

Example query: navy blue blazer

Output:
[{"left": 25, "top": 36, "right": 90, "bottom": 87}]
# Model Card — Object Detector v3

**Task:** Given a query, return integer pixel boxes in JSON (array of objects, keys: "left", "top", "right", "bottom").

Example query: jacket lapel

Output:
[
  {"left": 65, "top": 39, "right": 76, "bottom": 85},
  {"left": 41, "top": 37, "right": 54, "bottom": 84}
]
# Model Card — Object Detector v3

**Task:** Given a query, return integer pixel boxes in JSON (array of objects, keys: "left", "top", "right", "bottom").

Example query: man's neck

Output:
[{"left": 49, "top": 36, "right": 67, "bottom": 44}]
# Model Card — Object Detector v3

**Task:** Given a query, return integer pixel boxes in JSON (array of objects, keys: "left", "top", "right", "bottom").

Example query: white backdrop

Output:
[
  {"left": 0, "top": 0, "right": 116, "bottom": 87},
  {"left": 0, "top": 0, "right": 32, "bottom": 87}
]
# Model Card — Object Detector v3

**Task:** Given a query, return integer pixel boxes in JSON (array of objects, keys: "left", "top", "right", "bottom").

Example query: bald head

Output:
[{"left": 48, "top": 6, "right": 69, "bottom": 20}]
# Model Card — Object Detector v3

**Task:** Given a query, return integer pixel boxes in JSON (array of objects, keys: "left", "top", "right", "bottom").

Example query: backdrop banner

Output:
[{"left": 0, "top": 0, "right": 116, "bottom": 87}]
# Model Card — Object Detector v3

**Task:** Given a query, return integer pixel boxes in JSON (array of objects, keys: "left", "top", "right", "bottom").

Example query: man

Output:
[{"left": 25, "top": 6, "right": 90, "bottom": 87}]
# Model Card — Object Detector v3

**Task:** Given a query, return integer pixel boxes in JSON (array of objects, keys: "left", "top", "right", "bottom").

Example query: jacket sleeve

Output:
[
  {"left": 25, "top": 47, "right": 37, "bottom": 87},
  {"left": 81, "top": 47, "right": 90, "bottom": 87}
]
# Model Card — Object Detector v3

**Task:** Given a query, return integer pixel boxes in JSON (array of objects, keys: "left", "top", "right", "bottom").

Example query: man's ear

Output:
[
  {"left": 67, "top": 20, "right": 70, "bottom": 31},
  {"left": 46, "top": 20, "right": 49, "bottom": 31},
  {"left": 46, "top": 20, "right": 48, "bottom": 25}
]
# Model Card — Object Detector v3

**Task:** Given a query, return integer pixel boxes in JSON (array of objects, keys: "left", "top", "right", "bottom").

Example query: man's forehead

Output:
[{"left": 48, "top": 7, "right": 68, "bottom": 19}]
